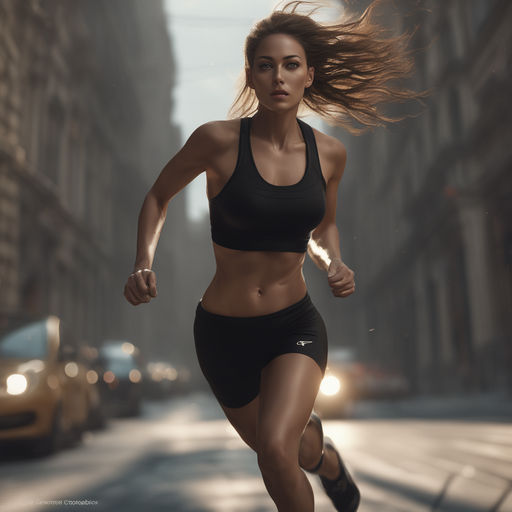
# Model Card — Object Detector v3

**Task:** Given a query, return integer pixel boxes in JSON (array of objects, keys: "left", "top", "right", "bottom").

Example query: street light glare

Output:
[{"left": 320, "top": 375, "right": 341, "bottom": 396}]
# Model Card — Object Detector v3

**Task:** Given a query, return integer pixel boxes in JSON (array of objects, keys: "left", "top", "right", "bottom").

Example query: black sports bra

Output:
[{"left": 208, "top": 116, "right": 327, "bottom": 253}]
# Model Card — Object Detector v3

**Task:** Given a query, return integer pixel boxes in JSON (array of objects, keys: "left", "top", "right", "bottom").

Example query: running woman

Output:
[{"left": 123, "top": 1, "right": 424, "bottom": 510}]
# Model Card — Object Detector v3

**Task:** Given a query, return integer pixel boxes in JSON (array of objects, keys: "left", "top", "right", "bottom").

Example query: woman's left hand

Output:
[{"left": 327, "top": 258, "right": 355, "bottom": 297}]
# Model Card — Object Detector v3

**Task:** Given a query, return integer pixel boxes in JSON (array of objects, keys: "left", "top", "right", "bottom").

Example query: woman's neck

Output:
[{"left": 251, "top": 107, "right": 303, "bottom": 150}]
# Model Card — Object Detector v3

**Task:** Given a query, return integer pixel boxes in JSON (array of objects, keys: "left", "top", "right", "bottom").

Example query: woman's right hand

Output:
[{"left": 123, "top": 269, "right": 158, "bottom": 306}]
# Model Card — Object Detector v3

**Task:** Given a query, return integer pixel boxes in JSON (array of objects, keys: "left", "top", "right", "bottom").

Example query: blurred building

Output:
[
  {"left": 0, "top": 1, "right": 188, "bottom": 363},
  {"left": 328, "top": 0, "right": 512, "bottom": 394}
]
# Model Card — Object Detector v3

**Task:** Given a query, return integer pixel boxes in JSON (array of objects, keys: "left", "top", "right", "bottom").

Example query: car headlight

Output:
[
  {"left": 5, "top": 360, "right": 46, "bottom": 395},
  {"left": 320, "top": 375, "right": 341, "bottom": 396},
  {"left": 6, "top": 374, "right": 29, "bottom": 395}
]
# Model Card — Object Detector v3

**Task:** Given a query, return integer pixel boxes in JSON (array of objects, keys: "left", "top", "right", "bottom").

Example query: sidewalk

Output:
[{"left": 351, "top": 391, "right": 512, "bottom": 421}]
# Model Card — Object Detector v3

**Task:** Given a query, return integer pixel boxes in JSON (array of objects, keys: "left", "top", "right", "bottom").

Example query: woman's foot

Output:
[{"left": 319, "top": 437, "right": 360, "bottom": 512}]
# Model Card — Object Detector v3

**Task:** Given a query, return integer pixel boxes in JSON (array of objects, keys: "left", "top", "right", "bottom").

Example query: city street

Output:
[
  {"left": 1, "top": 2, "right": 511, "bottom": 512},
  {"left": 0, "top": 393, "right": 511, "bottom": 512}
]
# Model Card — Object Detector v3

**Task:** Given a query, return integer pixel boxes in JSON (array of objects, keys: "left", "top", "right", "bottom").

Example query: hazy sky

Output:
[{"left": 163, "top": 0, "right": 338, "bottom": 221}]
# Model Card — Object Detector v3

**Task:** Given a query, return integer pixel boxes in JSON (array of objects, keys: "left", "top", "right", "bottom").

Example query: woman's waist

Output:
[{"left": 201, "top": 275, "right": 308, "bottom": 317}]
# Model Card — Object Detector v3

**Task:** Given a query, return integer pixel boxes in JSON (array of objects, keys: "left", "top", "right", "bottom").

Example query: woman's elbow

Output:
[
  {"left": 146, "top": 188, "right": 168, "bottom": 214},
  {"left": 311, "top": 221, "right": 336, "bottom": 241}
]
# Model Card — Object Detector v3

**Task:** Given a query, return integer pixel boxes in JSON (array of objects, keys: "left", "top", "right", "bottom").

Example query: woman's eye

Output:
[{"left": 258, "top": 62, "right": 299, "bottom": 70}]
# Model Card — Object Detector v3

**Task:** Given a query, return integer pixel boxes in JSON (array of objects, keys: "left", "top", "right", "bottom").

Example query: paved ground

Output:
[{"left": 0, "top": 392, "right": 511, "bottom": 512}]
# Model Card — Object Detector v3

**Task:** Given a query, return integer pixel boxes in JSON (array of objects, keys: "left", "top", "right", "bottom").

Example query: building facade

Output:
[
  {"left": 328, "top": 0, "right": 512, "bottom": 394},
  {"left": 0, "top": 0, "right": 185, "bottom": 362}
]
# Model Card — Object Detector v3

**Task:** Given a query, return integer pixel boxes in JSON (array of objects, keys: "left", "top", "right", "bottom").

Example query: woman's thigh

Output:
[
  {"left": 220, "top": 395, "right": 260, "bottom": 452},
  {"left": 220, "top": 353, "right": 323, "bottom": 456},
  {"left": 258, "top": 353, "right": 324, "bottom": 454},
  {"left": 194, "top": 301, "right": 264, "bottom": 408}
]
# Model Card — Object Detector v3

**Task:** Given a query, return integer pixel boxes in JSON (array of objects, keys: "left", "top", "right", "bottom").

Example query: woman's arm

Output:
[
  {"left": 308, "top": 225, "right": 342, "bottom": 272},
  {"left": 125, "top": 122, "right": 222, "bottom": 305},
  {"left": 132, "top": 121, "right": 227, "bottom": 271},
  {"left": 132, "top": 193, "right": 166, "bottom": 272},
  {"left": 308, "top": 136, "right": 355, "bottom": 298},
  {"left": 308, "top": 136, "right": 346, "bottom": 271}
]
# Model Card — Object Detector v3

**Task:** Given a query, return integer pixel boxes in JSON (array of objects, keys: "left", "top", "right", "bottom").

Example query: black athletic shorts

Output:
[{"left": 193, "top": 291, "right": 328, "bottom": 408}]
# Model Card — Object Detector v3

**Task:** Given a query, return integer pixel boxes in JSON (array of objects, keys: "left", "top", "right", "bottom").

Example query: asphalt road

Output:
[{"left": 0, "top": 393, "right": 511, "bottom": 512}]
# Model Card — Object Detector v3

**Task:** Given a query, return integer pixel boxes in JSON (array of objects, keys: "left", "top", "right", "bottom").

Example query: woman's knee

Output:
[{"left": 257, "top": 435, "right": 298, "bottom": 477}]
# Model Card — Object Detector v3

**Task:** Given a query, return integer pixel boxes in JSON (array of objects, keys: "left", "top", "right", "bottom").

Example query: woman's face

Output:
[{"left": 247, "top": 33, "right": 314, "bottom": 112}]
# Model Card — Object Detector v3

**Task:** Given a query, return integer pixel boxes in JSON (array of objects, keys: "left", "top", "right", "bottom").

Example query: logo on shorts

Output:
[{"left": 297, "top": 340, "right": 313, "bottom": 346}]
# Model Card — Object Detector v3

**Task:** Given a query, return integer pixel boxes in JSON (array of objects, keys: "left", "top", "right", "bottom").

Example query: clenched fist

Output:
[
  {"left": 123, "top": 268, "right": 158, "bottom": 306},
  {"left": 327, "top": 258, "right": 355, "bottom": 298}
]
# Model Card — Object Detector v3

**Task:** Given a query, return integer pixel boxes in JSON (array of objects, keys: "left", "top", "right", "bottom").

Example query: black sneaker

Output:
[{"left": 319, "top": 437, "right": 360, "bottom": 511}]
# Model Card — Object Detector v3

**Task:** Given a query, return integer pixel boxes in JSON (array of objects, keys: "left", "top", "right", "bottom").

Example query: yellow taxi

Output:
[{"left": 0, "top": 316, "right": 98, "bottom": 455}]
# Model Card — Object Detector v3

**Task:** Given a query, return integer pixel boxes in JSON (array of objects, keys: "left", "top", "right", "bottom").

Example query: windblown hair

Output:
[{"left": 228, "top": 0, "right": 429, "bottom": 134}]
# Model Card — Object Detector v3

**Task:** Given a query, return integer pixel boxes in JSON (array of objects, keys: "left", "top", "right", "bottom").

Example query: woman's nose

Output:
[
  {"left": 273, "top": 66, "right": 284, "bottom": 83},
  {"left": 273, "top": 75, "right": 284, "bottom": 85}
]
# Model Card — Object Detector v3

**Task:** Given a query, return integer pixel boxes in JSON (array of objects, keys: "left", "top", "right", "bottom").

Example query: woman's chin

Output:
[{"left": 257, "top": 100, "right": 299, "bottom": 114}]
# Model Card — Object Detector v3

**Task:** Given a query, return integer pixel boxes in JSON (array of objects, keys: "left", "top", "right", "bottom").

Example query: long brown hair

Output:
[{"left": 228, "top": 0, "right": 429, "bottom": 134}]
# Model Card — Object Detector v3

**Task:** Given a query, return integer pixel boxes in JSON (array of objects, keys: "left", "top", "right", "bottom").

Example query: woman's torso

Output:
[{"left": 200, "top": 117, "right": 332, "bottom": 317}]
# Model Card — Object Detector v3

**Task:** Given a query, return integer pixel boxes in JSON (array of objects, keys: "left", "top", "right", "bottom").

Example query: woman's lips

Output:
[{"left": 271, "top": 92, "right": 289, "bottom": 99}]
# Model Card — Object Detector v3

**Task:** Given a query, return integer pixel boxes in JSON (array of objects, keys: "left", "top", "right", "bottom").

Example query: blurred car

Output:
[
  {"left": 314, "top": 347, "right": 359, "bottom": 418},
  {"left": 77, "top": 345, "right": 107, "bottom": 430},
  {"left": 354, "top": 363, "right": 410, "bottom": 400},
  {"left": 143, "top": 360, "right": 179, "bottom": 399},
  {"left": 96, "top": 341, "right": 143, "bottom": 417},
  {"left": 0, "top": 316, "right": 96, "bottom": 455}
]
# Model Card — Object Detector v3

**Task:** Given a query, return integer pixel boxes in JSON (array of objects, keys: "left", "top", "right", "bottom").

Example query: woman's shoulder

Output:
[
  {"left": 307, "top": 126, "right": 347, "bottom": 183},
  {"left": 311, "top": 126, "right": 346, "bottom": 156},
  {"left": 310, "top": 126, "right": 347, "bottom": 164},
  {"left": 189, "top": 118, "right": 241, "bottom": 151}
]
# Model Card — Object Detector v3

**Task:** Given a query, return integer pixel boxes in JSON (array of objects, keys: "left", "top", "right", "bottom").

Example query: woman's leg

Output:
[
  {"left": 219, "top": 395, "right": 260, "bottom": 451},
  {"left": 219, "top": 371, "right": 345, "bottom": 512},
  {"left": 220, "top": 394, "right": 340, "bottom": 479},
  {"left": 197, "top": 294, "right": 338, "bottom": 509},
  {"left": 299, "top": 414, "right": 341, "bottom": 480},
  {"left": 256, "top": 352, "right": 323, "bottom": 512}
]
